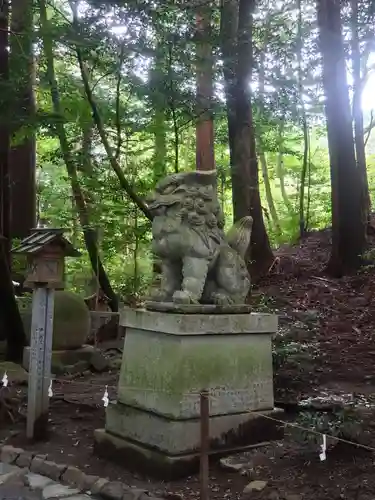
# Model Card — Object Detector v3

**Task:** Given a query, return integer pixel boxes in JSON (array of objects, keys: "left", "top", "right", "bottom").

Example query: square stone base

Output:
[
  {"left": 94, "top": 403, "right": 283, "bottom": 479},
  {"left": 118, "top": 308, "right": 277, "bottom": 420}
]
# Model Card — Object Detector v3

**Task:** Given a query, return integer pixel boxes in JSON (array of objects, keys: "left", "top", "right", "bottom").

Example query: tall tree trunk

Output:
[
  {"left": 0, "top": 1, "right": 10, "bottom": 263},
  {"left": 150, "top": 44, "right": 167, "bottom": 182},
  {"left": 166, "top": 43, "right": 179, "bottom": 174},
  {"left": 195, "top": 2, "right": 215, "bottom": 172},
  {"left": 317, "top": 0, "right": 366, "bottom": 274},
  {"left": 9, "top": 0, "right": 36, "bottom": 241},
  {"left": 39, "top": 0, "right": 119, "bottom": 312},
  {"left": 221, "top": 0, "right": 274, "bottom": 278},
  {"left": 149, "top": 43, "right": 167, "bottom": 278},
  {"left": 77, "top": 119, "right": 94, "bottom": 241},
  {"left": 153, "top": 108, "right": 167, "bottom": 182},
  {"left": 0, "top": 0, "right": 26, "bottom": 362},
  {"left": 220, "top": 0, "right": 237, "bottom": 178},
  {"left": 297, "top": 0, "right": 309, "bottom": 238},
  {"left": 351, "top": 0, "right": 370, "bottom": 224}
]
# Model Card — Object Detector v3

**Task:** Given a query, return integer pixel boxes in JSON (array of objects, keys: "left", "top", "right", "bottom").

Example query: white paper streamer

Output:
[
  {"left": 2, "top": 372, "right": 8, "bottom": 388},
  {"left": 48, "top": 379, "right": 53, "bottom": 397},
  {"left": 319, "top": 434, "right": 327, "bottom": 461},
  {"left": 102, "top": 385, "right": 109, "bottom": 407}
]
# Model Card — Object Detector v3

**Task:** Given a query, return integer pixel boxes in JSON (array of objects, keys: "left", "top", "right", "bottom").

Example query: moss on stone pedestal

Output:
[
  {"left": 17, "top": 291, "right": 90, "bottom": 350},
  {"left": 117, "top": 315, "right": 275, "bottom": 419}
]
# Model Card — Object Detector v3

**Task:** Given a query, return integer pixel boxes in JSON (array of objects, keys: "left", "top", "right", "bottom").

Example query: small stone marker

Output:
[
  {"left": 12, "top": 228, "right": 80, "bottom": 440},
  {"left": 243, "top": 480, "right": 268, "bottom": 493}
]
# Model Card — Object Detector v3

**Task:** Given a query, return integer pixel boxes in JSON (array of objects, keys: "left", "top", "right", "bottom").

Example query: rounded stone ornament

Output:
[{"left": 17, "top": 291, "right": 90, "bottom": 350}]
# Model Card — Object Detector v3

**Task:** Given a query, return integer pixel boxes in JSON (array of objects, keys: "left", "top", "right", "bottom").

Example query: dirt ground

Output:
[{"left": 4, "top": 225, "right": 375, "bottom": 500}]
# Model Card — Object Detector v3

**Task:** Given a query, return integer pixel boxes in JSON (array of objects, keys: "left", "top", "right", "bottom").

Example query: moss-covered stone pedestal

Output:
[{"left": 94, "top": 307, "right": 283, "bottom": 478}]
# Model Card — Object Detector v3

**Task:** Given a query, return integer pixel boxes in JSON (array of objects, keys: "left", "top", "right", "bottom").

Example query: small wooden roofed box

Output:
[{"left": 12, "top": 228, "right": 80, "bottom": 289}]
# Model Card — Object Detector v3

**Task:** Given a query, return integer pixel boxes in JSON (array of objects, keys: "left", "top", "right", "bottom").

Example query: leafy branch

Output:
[{"left": 69, "top": 0, "right": 153, "bottom": 221}]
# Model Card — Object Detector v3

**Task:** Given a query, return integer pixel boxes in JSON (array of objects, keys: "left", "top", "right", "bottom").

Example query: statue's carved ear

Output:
[
  {"left": 163, "top": 185, "right": 178, "bottom": 195},
  {"left": 172, "top": 186, "right": 188, "bottom": 194},
  {"left": 155, "top": 178, "right": 179, "bottom": 194},
  {"left": 145, "top": 192, "right": 156, "bottom": 204}
]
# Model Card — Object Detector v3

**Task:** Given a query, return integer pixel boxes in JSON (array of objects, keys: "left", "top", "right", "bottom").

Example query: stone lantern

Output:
[{"left": 12, "top": 228, "right": 80, "bottom": 289}]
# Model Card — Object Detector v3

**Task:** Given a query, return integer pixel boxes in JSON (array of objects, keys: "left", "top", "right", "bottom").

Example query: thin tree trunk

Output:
[
  {"left": 81, "top": 121, "right": 94, "bottom": 176},
  {"left": 38, "top": 0, "right": 118, "bottom": 312},
  {"left": 78, "top": 120, "right": 94, "bottom": 239},
  {"left": 259, "top": 151, "right": 281, "bottom": 236},
  {"left": 183, "top": 128, "right": 192, "bottom": 171},
  {"left": 297, "top": 0, "right": 309, "bottom": 238},
  {"left": 276, "top": 121, "right": 294, "bottom": 214},
  {"left": 77, "top": 57, "right": 152, "bottom": 220},
  {"left": 172, "top": 107, "right": 179, "bottom": 174},
  {"left": 317, "top": 0, "right": 366, "bottom": 274},
  {"left": 0, "top": 0, "right": 26, "bottom": 362},
  {"left": 220, "top": 0, "right": 237, "bottom": 179},
  {"left": 115, "top": 42, "right": 125, "bottom": 161},
  {"left": 153, "top": 108, "right": 167, "bottom": 182},
  {"left": 79, "top": 118, "right": 96, "bottom": 214},
  {"left": 305, "top": 135, "right": 312, "bottom": 229},
  {"left": 9, "top": 0, "right": 36, "bottom": 240},
  {"left": 351, "top": 0, "right": 370, "bottom": 224},
  {"left": 166, "top": 43, "right": 179, "bottom": 174},
  {"left": 150, "top": 62, "right": 167, "bottom": 278},
  {"left": 151, "top": 43, "right": 167, "bottom": 182},
  {"left": 71, "top": 196, "right": 78, "bottom": 246},
  {"left": 257, "top": 46, "right": 281, "bottom": 236},
  {"left": 195, "top": 2, "right": 215, "bottom": 172},
  {"left": 299, "top": 117, "right": 309, "bottom": 236}
]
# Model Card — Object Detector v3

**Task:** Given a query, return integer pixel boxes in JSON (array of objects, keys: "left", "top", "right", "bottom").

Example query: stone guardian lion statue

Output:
[{"left": 146, "top": 170, "right": 253, "bottom": 306}]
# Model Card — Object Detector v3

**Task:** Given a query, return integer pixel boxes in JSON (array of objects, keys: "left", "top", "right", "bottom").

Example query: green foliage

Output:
[
  {"left": 5, "top": 0, "right": 374, "bottom": 298},
  {"left": 272, "top": 337, "right": 302, "bottom": 371},
  {"left": 292, "top": 408, "right": 363, "bottom": 447}
]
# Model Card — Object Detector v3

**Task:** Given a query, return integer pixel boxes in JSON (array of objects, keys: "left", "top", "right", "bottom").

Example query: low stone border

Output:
[{"left": 0, "top": 445, "right": 162, "bottom": 500}]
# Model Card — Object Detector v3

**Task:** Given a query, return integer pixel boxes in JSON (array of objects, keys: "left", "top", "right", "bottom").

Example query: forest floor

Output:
[{"left": 4, "top": 224, "right": 375, "bottom": 500}]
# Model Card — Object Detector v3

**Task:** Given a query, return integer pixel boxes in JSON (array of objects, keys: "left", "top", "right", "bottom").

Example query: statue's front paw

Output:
[
  {"left": 212, "top": 292, "right": 233, "bottom": 306},
  {"left": 148, "top": 290, "right": 169, "bottom": 302},
  {"left": 172, "top": 290, "right": 198, "bottom": 304}
]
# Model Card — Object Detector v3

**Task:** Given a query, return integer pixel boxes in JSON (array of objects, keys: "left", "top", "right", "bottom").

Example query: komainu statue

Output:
[{"left": 146, "top": 170, "right": 253, "bottom": 305}]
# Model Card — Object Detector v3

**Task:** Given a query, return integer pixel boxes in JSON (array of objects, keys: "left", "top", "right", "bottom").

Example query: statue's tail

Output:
[{"left": 226, "top": 216, "right": 253, "bottom": 260}]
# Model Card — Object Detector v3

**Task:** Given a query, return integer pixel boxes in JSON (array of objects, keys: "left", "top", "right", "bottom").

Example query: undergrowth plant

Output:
[
  {"left": 291, "top": 408, "right": 363, "bottom": 447},
  {"left": 272, "top": 337, "right": 303, "bottom": 370}
]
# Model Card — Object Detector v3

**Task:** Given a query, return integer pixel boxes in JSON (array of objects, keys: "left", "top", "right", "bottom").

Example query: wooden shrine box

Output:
[{"left": 12, "top": 228, "right": 81, "bottom": 289}]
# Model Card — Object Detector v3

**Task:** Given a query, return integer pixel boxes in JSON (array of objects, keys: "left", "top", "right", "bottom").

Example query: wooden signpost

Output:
[
  {"left": 27, "top": 286, "right": 54, "bottom": 439},
  {"left": 200, "top": 389, "right": 210, "bottom": 500},
  {"left": 12, "top": 228, "right": 80, "bottom": 440}
]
